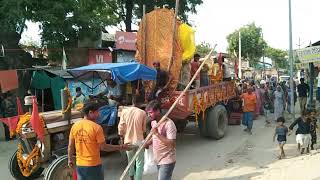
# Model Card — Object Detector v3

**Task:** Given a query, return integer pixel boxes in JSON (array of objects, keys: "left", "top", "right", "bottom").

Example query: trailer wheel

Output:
[
  {"left": 44, "top": 155, "right": 75, "bottom": 180},
  {"left": 9, "top": 150, "right": 44, "bottom": 180},
  {"left": 206, "top": 105, "right": 228, "bottom": 139}
]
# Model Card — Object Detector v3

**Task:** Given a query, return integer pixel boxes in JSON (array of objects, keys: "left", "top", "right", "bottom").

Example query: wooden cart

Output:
[{"left": 8, "top": 105, "right": 125, "bottom": 180}]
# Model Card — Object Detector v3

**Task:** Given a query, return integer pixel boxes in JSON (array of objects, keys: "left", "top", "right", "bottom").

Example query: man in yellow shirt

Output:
[{"left": 68, "top": 102, "right": 131, "bottom": 180}]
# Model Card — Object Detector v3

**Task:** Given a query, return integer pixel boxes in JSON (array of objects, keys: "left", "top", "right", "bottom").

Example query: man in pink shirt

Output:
[
  {"left": 191, "top": 53, "right": 201, "bottom": 89},
  {"left": 118, "top": 107, "right": 147, "bottom": 180},
  {"left": 145, "top": 100, "right": 177, "bottom": 180}
]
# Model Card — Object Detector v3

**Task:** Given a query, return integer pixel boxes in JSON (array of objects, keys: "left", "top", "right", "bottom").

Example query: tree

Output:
[
  {"left": 0, "top": 0, "right": 35, "bottom": 69},
  {"left": 0, "top": 0, "right": 121, "bottom": 64},
  {"left": 227, "top": 23, "right": 267, "bottom": 66},
  {"left": 265, "top": 47, "right": 288, "bottom": 69},
  {"left": 107, "top": 0, "right": 203, "bottom": 31},
  {"left": 196, "top": 42, "right": 212, "bottom": 57}
]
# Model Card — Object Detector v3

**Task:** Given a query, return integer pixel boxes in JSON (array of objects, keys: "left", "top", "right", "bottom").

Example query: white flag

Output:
[
  {"left": 1, "top": 45, "right": 4, "bottom": 57},
  {"left": 62, "top": 47, "right": 67, "bottom": 70}
]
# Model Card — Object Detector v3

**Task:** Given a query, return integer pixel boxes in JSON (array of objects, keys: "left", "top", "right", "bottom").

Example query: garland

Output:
[
  {"left": 193, "top": 94, "right": 207, "bottom": 126},
  {"left": 15, "top": 113, "right": 45, "bottom": 135},
  {"left": 15, "top": 113, "right": 45, "bottom": 177},
  {"left": 62, "top": 87, "right": 72, "bottom": 114},
  {"left": 199, "top": 93, "right": 207, "bottom": 120},
  {"left": 17, "top": 143, "right": 41, "bottom": 177},
  {"left": 192, "top": 95, "right": 200, "bottom": 125},
  {"left": 15, "top": 113, "right": 31, "bottom": 135}
]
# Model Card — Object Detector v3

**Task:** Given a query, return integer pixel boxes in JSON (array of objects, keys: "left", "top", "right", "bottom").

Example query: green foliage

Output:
[
  {"left": 265, "top": 47, "right": 288, "bottom": 69},
  {"left": 227, "top": 23, "right": 267, "bottom": 66},
  {"left": 30, "top": 0, "right": 120, "bottom": 61},
  {"left": 107, "top": 0, "right": 203, "bottom": 31},
  {"left": 0, "top": 0, "right": 31, "bottom": 35},
  {"left": 1, "top": 0, "right": 202, "bottom": 63},
  {"left": 196, "top": 42, "right": 212, "bottom": 57}
]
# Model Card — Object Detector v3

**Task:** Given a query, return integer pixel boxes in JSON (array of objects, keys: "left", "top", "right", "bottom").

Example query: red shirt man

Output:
[{"left": 191, "top": 54, "right": 201, "bottom": 88}]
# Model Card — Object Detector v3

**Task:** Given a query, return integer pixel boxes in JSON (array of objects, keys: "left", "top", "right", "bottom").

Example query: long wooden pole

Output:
[
  {"left": 167, "top": 0, "right": 180, "bottom": 72},
  {"left": 119, "top": 46, "right": 216, "bottom": 180},
  {"left": 143, "top": 5, "right": 147, "bottom": 64}
]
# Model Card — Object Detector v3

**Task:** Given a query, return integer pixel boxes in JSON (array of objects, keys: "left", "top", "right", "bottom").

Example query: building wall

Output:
[
  {"left": 116, "top": 51, "right": 136, "bottom": 63},
  {"left": 66, "top": 48, "right": 89, "bottom": 67}
]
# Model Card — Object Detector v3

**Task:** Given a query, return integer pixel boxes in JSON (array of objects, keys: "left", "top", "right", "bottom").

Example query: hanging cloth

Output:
[
  {"left": 0, "top": 70, "right": 18, "bottom": 93},
  {"left": 31, "top": 71, "right": 51, "bottom": 90},
  {"left": 50, "top": 76, "right": 65, "bottom": 110}
]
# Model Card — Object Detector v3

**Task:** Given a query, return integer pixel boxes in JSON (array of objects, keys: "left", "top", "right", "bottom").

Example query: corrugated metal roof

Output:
[{"left": 32, "top": 66, "right": 73, "bottom": 79}]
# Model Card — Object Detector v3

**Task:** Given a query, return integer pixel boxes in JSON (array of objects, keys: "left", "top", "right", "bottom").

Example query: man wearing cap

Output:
[{"left": 152, "top": 61, "right": 172, "bottom": 100}]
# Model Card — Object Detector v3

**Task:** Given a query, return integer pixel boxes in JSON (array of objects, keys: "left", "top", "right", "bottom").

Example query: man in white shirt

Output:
[{"left": 222, "top": 56, "right": 231, "bottom": 81}]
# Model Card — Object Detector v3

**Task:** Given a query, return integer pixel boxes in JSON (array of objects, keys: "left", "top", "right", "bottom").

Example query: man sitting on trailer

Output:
[
  {"left": 68, "top": 102, "right": 131, "bottom": 180},
  {"left": 72, "top": 87, "right": 87, "bottom": 109},
  {"left": 98, "top": 78, "right": 123, "bottom": 106},
  {"left": 151, "top": 61, "right": 172, "bottom": 99}
]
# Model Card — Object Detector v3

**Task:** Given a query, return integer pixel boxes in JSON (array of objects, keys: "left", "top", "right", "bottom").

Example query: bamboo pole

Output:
[
  {"left": 143, "top": 5, "right": 147, "bottom": 65},
  {"left": 167, "top": 0, "right": 180, "bottom": 72},
  {"left": 119, "top": 46, "right": 216, "bottom": 180}
]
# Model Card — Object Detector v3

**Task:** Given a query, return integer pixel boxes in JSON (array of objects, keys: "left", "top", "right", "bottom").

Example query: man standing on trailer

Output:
[{"left": 191, "top": 54, "right": 201, "bottom": 88}]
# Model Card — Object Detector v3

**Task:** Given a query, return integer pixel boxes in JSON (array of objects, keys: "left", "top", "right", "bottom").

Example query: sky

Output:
[{"left": 21, "top": 0, "right": 320, "bottom": 52}]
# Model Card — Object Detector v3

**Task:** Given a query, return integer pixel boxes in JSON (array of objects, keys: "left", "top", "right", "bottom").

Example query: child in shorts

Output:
[{"left": 273, "top": 117, "right": 288, "bottom": 159}]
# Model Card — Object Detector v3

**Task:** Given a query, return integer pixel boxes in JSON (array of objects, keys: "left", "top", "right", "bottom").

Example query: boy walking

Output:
[
  {"left": 273, "top": 117, "right": 288, "bottom": 159},
  {"left": 240, "top": 87, "right": 257, "bottom": 135},
  {"left": 289, "top": 111, "right": 311, "bottom": 154}
]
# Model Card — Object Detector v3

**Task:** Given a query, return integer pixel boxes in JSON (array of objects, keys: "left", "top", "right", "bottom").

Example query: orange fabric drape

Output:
[{"left": 136, "top": 8, "right": 183, "bottom": 92}]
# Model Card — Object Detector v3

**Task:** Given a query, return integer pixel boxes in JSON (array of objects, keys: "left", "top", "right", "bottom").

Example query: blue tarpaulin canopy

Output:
[{"left": 68, "top": 62, "right": 157, "bottom": 85}]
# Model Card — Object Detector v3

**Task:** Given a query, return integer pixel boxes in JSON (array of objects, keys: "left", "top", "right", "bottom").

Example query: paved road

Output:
[{"left": 2, "top": 111, "right": 318, "bottom": 180}]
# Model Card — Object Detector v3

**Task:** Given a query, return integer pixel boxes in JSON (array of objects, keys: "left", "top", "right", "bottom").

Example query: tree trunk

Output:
[{"left": 125, "top": 0, "right": 134, "bottom": 32}]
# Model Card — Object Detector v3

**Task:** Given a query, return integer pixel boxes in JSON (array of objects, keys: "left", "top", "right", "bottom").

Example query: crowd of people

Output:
[{"left": 239, "top": 77, "right": 318, "bottom": 160}]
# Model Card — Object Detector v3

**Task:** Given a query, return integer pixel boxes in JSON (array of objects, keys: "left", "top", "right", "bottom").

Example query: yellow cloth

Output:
[
  {"left": 179, "top": 24, "right": 196, "bottom": 62},
  {"left": 70, "top": 119, "right": 105, "bottom": 166}
]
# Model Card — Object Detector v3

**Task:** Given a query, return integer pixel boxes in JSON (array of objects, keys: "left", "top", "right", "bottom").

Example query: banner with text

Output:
[{"left": 296, "top": 45, "right": 320, "bottom": 64}]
